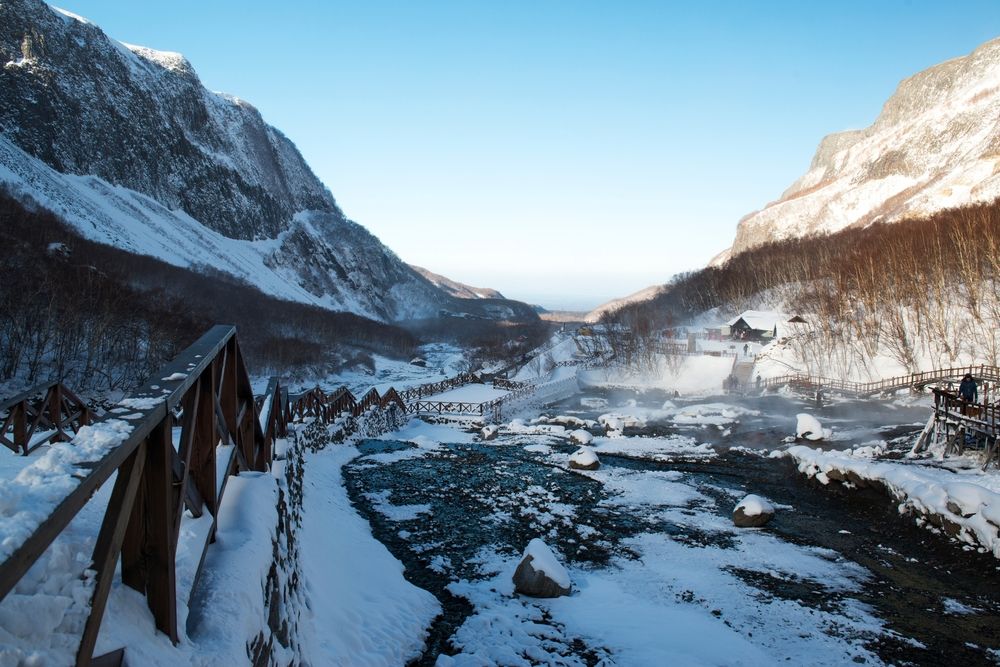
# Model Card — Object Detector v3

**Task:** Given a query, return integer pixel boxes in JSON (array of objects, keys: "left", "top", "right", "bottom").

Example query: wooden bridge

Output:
[
  {"left": 0, "top": 325, "right": 411, "bottom": 666},
  {"left": 761, "top": 365, "right": 1000, "bottom": 398}
]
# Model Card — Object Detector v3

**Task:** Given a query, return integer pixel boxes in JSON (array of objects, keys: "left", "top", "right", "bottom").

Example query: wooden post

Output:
[
  {"left": 144, "top": 417, "right": 179, "bottom": 643},
  {"left": 14, "top": 403, "right": 26, "bottom": 455},
  {"left": 49, "top": 384, "right": 64, "bottom": 441},
  {"left": 191, "top": 370, "right": 218, "bottom": 516}
]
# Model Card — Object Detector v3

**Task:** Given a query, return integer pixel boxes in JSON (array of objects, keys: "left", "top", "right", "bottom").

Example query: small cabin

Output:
[{"left": 726, "top": 311, "right": 807, "bottom": 342}]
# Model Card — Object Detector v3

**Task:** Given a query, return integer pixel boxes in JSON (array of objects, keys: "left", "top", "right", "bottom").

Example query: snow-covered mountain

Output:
[
  {"left": 727, "top": 36, "right": 1000, "bottom": 257},
  {"left": 0, "top": 0, "right": 455, "bottom": 322},
  {"left": 409, "top": 265, "right": 505, "bottom": 300}
]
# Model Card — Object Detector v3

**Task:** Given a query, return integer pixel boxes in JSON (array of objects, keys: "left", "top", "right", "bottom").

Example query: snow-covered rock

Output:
[
  {"left": 568, "top": 446, "right": 600, "bottom": 471},
  {"left": 725, "top": 36, "right": 1000, "bottom": 258},
  {"left": 796, "top": 413, "right": 830, "bottom": 441},
  {"left": 733, "top": 494, "right": 775, "bottom": 528},
  {"left": 481, "top": 425, "right": 499, "bottom": 441},
  {"left": 568, "top": 429, "right": 594, "bottom": 445},
  {"left": 598, "top": 413, "right": 646, "bottom": 435},
  {"left": 512, "top": 539, "right": 572, "bottom": 598}
]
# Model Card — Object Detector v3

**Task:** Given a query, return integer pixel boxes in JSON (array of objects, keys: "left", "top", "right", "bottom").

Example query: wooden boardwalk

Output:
[{"left": 763, "top": 364, "right": 1000, "bottom": 398}]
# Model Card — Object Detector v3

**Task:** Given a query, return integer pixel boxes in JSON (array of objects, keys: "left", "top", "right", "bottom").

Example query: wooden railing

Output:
[
  {"left": 492, "top": 377, "right": 530, "bottom": 390},
  {"left": 0, "top": 381, "right": 92, "bottom": 455},
  {"left": 396, "top": 372, "right": 479, "bottom": 401},
  {"left": 0, "top": 326, "right": 408, "bottom": 666},
  {"left": 762, "top": 365, "right": 1000, "bottom": 397},
  {"left": 407, "top": 373, "right": 555, "bottom": 422}
]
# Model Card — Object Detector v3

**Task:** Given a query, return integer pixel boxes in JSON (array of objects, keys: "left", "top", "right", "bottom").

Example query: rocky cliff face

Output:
[
  {"left": 0, "top": 0, "right": 453, "bottom": 321},
  {"left": 729, "top": 37, "right": 1000, "bottom": 257}
]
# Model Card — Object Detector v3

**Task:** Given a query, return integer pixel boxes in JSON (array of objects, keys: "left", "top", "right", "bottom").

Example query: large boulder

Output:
[
  {"left": 481, "top": 424, "right": 499, "bottom": 441},
  {"left": 568, "top": 446, "right": 600, "bottom": 470},
  {"left": 733, "top": 494, "right": 775, "bottom": 528},
  {"left": 512, "top": 539, "right": 572, "bottom": 598},
  {"left": 569, "top": 429, "right": 594, "bottom": 445}
]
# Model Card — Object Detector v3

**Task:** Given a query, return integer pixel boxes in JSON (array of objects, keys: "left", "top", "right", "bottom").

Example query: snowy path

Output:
[{"left": 298, "top": 445, "right": 440, "bottom": 665}]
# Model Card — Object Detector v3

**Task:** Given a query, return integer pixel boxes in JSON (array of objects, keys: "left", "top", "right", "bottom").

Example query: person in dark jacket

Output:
[{"left": 958, "top": 374, "right": 978, "bottom": 403}]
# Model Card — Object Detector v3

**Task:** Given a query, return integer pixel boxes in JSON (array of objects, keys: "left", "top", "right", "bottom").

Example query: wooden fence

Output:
[
  {"left": 396, "top": 372, "right": 479, "bottom": 401},
  {"left": 0, "top": 381, "right": 92, "bottom": 455},
  {"left": 0, "top": 325, "right": 408, "bottom": 666}
]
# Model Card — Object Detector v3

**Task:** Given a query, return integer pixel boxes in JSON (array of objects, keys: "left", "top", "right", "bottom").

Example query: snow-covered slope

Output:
[
  {"left": 409, "top": 265, "right": 505, "bottom": 300},
  {"left": 585, "top": 284, "right": 664, "bottom": 323},
  {"left": 728, "top": 37, "right": 1000, "bottom": 257},
  {"left": 0, "top": 0, "right": 450, "bottom": 321}
]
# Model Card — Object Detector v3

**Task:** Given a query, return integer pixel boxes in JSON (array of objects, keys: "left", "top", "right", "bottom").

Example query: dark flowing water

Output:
[{"left": 342, "top": 389, "right": 1000, "bottom": 665}]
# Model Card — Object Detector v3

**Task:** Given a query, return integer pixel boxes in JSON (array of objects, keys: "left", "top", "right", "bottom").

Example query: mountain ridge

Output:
[
  {"left": 726, "top": 36, "right": 1000, "bottom": 258},
  {"left": 0, "top": 0, "right": 466, "bottom": 322}
]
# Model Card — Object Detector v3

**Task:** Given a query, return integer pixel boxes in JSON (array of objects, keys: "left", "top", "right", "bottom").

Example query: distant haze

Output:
[{"left": 57, "top": 1, "right": 1000, "bottom": 305}]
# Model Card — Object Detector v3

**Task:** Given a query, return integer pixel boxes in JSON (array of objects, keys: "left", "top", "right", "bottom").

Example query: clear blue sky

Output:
[{"left": 58, "top": 1, "right": 1000, "bottom": 311}]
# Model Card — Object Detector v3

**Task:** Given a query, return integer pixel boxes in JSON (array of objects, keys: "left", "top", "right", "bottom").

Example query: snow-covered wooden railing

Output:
[
  {"left": 284, "top": 384, "right": 406, "bottom": 422},
  {"left": 407, "top": 378, "right": 540, "bottom": 422},
  {"left": 396, "top": 372, "right": 480, "bottom": 401},
  {"left": 0, "top": 380, "right": 91, "bottom": 455},
  {"left": 0, "top": 325, "right": 272, "bottom": 665},
  {"left": 0, "top": 326, "right": 414, "bottom": 666},
  {"left": 763, "top": 365, "right": 1000, "bottom": 398}
]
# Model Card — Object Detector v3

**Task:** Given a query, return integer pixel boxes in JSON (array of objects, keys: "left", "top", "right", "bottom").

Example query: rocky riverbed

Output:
[{"left": 341, "top": 388, "right": 1000, "bottom": 665}]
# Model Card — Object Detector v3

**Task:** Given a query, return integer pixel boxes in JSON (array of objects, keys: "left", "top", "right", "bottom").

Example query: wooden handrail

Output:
[{"left": 0, "top": 326, "right": 412, "bottom": 665}]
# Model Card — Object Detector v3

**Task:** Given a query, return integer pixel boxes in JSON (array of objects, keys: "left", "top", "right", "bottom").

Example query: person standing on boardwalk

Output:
[{"left": 958, "top": 374, "right": 978, "bottom": 403}]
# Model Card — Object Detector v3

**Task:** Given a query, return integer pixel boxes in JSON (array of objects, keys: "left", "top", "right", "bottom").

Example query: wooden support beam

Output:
[
  {"left": 144, "top": 418, "right": 179, "bottom": 643},
  {"left": 191, "top": 370, "right": 218, "bottom": 517},
  {"left": 76, "top": 441, "right": 147, "bottom": 666}
]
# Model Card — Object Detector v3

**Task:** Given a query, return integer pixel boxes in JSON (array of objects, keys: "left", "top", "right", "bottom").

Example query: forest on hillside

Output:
[{"left": 603, "top": 202, "right": 1000, "bottom": 376}]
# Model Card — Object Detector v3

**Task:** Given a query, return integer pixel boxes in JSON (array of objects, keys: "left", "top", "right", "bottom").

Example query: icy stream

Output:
[{"left": 342, "top": 389, "right": 1000, "bottom": 665}]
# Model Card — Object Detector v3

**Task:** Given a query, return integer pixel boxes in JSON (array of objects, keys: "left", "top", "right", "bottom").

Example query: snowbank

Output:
[
  {"left": 300, "top": 446, "right": 440, "bottom": 664},
  {"left": 784, "top": 445, "right": 1000, "bottom": 558},
  {"left": 592, "top": 435, "right": 716, "bottom": 462}
]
